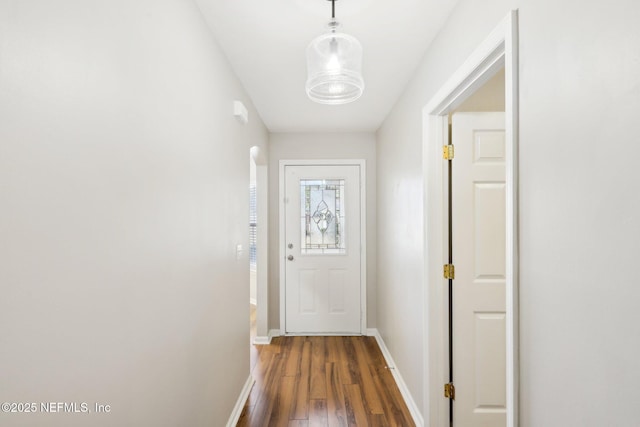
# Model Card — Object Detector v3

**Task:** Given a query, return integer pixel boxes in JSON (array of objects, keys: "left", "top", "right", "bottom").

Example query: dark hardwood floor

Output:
[{"left": 238, "top": 333, "right": 415, "bottom": 427}]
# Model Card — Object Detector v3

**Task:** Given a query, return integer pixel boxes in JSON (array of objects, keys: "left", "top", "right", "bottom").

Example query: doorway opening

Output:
[
  {"left": 423, "top": 11, "right": 519, "bottom": 427},
  {"left": 250, "top": 146, "right": 269, "bottom": 354},
  {"left": 446, "top": 69, "right": 506, "bottom": 426}
]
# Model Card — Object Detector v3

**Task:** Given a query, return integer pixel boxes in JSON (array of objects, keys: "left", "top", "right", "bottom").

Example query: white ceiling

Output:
[{"left": 195, "top": 0, "right": 460, "bottom": 132}]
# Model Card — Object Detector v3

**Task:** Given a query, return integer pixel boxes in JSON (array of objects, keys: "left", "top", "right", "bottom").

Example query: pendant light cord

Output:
[{"left": 331, "top": 0, "right": 335, "bottom": 19}]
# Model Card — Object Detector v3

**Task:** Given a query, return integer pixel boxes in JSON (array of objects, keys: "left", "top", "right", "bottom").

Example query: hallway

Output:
[
  {"left": 238, "top": 336, "right": 414, "bottom": 426},
  {"left": 2, "top": 1, "right": 640, "bottom": 426}
]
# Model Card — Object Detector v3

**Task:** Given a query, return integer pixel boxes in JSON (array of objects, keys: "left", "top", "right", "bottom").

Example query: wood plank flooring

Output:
[{"left": 237, "top": 335, "right": 415, "bottom": 427}]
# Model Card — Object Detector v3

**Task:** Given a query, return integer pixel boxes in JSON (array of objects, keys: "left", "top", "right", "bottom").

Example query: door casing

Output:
[
  {"left": 422, "top": 11, "right": 519, "bottom": 427},
  {"left": 279, "top": 159, "right": 367, "bottom": 335}
]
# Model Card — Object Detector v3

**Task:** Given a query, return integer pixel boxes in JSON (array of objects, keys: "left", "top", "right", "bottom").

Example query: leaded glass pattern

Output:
[{"left": 300, "top": 179, "right": 346, "bottom": 254}]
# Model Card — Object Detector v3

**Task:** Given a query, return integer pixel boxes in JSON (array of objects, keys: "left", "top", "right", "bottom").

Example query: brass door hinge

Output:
[
  {"left": 443, "top": 264, "right": 455, "bottom": 280},
  {"left": 444, "top": 383, "right": 455, "bottom": 400},
  {"left": 443, "top": 144, "right": 455, "bottom": 160}
]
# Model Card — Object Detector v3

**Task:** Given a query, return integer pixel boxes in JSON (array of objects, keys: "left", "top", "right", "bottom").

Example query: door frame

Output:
[
  {"left": 279, "top": 159, "right": 367, "bottom": 335},
  {"left": 422, "top": 11, "right": 519, "bottom": 427}
]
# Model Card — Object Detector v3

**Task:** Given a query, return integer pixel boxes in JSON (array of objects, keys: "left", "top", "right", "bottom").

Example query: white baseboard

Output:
[
  {"left": 254, "top": 329, "right": 280, "bottom": 345},
  {"left": 368, "top": 328, "right": 424, "bottom": 426},
  {"left": 253, "top": 336, "right": 270, "bottom": 345},
  {"left": 269, "top": 329, "right": 281, "bottom": 338},
  {"left": 226, "top": 375, "right": 255, "bottom": 427}
]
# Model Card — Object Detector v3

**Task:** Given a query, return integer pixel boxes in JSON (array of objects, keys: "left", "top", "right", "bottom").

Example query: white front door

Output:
[
  {"left": 452, "top": 112, "right": 506, "bottom": 426},
  {"left": 284, "top": 164, "right": 361, "bottom": 334}
]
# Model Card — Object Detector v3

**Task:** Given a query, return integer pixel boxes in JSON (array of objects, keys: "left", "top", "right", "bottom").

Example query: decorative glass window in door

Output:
[{"left": 300, "top": 179, "right": 346, "bottom": 254}]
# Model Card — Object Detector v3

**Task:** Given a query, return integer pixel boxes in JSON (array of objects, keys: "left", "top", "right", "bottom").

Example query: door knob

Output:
[
  {"left": 287, "top": 255, "right": 294, "bottom": 261},
  {"left": 288, "top": 243, "right": 294, "bottom": 249}
]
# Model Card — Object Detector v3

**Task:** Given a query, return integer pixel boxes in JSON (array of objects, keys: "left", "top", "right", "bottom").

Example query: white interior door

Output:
[
  {"left": 452, "top": 112, "right": 506, "bottom": 426},
  {"left": 284, "top": 164, "right": 361, "bottom": 334}
]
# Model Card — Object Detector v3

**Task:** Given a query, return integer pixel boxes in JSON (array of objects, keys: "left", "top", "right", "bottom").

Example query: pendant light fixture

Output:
[{"left": 306, "top": 0, "right": 364, "bottom": 105}]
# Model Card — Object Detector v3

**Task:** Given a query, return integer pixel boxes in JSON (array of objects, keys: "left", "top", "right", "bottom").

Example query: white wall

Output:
[
  {"left": 377, "top": 0, "right": 640, "bottom": 424},
  {"left": 518, "top": 1, "right": 640, "bottom": 424},
  {"left": 0, "top": 1, "right": 268, "bottom": 426},
  {"left": 268, "top": 133, "right": 377, "bottom": 331}
]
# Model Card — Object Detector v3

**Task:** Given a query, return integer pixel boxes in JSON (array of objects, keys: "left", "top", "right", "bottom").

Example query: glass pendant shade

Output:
[{"left": 306, "top": 22, "right": 364, "bottom": 105}]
